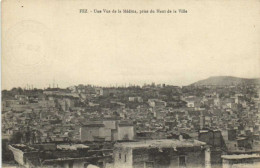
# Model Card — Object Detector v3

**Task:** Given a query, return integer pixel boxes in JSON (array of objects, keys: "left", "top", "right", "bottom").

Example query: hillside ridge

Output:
[{"left": 190, "top": 76, "right": 260, "bottom": 86}]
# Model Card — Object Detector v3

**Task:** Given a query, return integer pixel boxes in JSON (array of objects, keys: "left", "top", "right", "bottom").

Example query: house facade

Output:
[{"left": 113, "top": 139, "right": 211, "bottom": 168}]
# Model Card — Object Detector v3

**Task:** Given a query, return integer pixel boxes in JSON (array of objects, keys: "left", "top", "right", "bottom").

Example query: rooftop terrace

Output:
[{"left": 115, "top": 139, "right": 206, "bottom": 149}]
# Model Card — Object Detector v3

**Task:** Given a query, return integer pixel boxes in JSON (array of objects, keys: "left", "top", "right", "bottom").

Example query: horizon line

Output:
[{"left": 2, "top": 75, "right": 260, "bottom": 91}]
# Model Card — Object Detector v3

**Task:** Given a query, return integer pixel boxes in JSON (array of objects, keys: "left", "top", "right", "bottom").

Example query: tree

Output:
[
  {"left": 2, "top": 139, "right": 14, "bottom": 161},
  {"left": 10, "top": 131, "right": 23, "bottom": 144}
]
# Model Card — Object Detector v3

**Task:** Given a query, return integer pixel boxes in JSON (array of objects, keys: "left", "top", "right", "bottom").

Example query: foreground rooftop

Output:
[
  {"left": 115, "top": 139, "right": 206, "bottom": 149},
  {"left": 222, "top": 154, "right": 260, "bottom": 160}
]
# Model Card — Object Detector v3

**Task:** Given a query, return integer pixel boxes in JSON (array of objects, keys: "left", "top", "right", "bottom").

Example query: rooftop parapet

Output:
[{"left": 114, "top": 139, "right": 206, "bottom": 149}]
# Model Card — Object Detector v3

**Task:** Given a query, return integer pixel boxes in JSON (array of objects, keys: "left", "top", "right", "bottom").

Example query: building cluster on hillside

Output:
[{"left": 2, "top": 83, "right": 260, "bottom": 167}]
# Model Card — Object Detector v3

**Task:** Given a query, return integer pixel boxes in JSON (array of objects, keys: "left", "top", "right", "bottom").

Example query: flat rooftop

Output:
[
  {"left": 115, "top": 139, "right": 206, "bottom": 149},
  {"left": 222, "top": 154, "right": 260, "bottom": 160},
  {"left": 57, "top": 144, "right": 89, "bottom": 150},
  {"left": 9, "top": 144, "right": 38, "bottom": 152}
]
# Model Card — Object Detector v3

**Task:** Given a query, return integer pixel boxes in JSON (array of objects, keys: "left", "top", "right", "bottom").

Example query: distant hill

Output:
[{"left": 190, "top": 76, "right": 260, "bottom": 86}]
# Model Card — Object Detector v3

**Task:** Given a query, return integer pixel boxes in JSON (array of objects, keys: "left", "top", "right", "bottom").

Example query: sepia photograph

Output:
[{"left": 1, "top": 0, "right": 260, "bottom": 167}]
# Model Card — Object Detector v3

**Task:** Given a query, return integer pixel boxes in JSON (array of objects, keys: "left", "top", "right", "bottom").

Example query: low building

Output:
[
  {"left": 198, "top": 129, "right": 227, "bottom": 167},
  {"left": 184, "top": 97, "right": 202, "bottom": 109},
  {"left": 148, "top": 99, "right": 167, "bottom": 107},
  {"left": 9, "top": 143, "right": 112, "bottom": 168},
  {"left": 129, "top": 97, "right": 143, "bottom": 103},
  {"left": 113, "top": 123, "right": 135, "bottom": 141},
  {"left": 9, "top": 144, "right": 39, "bottom": 166},
  {"left": 113, "top": 139, "right": 211, "bottom": 168},
  {"left": 199, "top": 129, "right": 226, "bottom": 149},
  {"left": 95, "top": 88, "right": 104, "bottom": 96},
  {"left": 80, "top": 124, "right": 111, "bottom": 141},
  {"left": 80, "top": 119, "right": 135, "bottom": 142},
  {"left": 222, "top": 154, "right": 260, "bottom": 168}
]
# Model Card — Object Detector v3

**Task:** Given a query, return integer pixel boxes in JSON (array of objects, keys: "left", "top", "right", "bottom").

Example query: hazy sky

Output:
[{"left": 2, "top": 0, "right": 260, "bottom": 90}]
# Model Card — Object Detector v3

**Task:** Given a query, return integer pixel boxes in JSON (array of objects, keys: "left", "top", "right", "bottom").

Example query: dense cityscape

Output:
[{"left": 2, "top": 76, "right": 260, "bottom": 168}]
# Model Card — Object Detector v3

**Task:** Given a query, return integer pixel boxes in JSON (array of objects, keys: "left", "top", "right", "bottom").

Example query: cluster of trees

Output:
[
  {"left": 2, "top": 139, "right": 14, "bottom": 162},
  {"left": 9, "top": 129, "right": 42, "bottom": 145},
  {"left": 2, "top": 87, "right": 44, "bottom": 100}
]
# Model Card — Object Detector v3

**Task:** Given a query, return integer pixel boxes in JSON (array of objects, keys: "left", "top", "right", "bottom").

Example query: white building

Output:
[
  {"left": 114, "top": 139, "right": 211, "bottom": 168},
  {"left": 222, "top": 154, "right": 260, "bottom": 168}
]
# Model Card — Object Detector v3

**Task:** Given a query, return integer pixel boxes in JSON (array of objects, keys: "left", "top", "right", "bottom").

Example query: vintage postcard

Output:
[{"left": 1, "top": 0, "right": 260, "bottom": 167}]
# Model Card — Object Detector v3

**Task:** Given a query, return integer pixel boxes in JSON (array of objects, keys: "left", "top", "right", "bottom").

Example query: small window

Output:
[
  {"left": 179, "top": 156, "right": 186, "bottom": 167},
  {"left": 125, "top": 154, "right": 127, "bottom": 162},
  {"left": 119, "top": 153, "right": 121, "bottom": 159}
]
